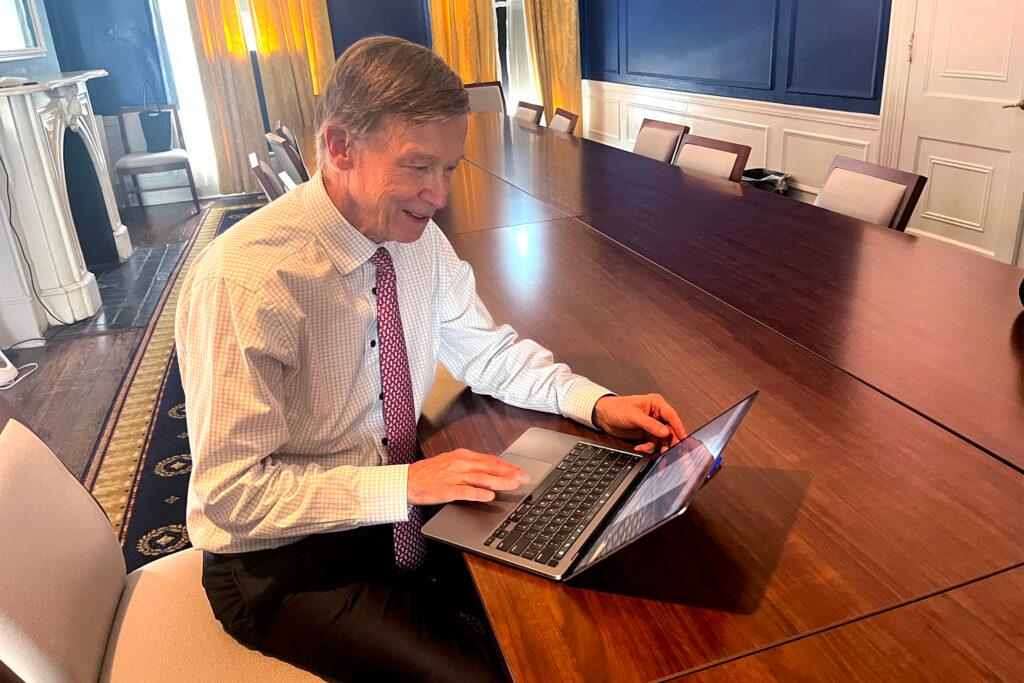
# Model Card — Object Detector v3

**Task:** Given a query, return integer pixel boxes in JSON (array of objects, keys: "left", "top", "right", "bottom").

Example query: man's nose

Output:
[{"left": 420, "top": 171, "right": 449, "bottom": 210}]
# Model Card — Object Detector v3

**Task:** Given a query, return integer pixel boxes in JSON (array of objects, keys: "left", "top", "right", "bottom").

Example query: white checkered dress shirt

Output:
[{"left": 175, "top": 173, "right": 611, "bottom": 553}]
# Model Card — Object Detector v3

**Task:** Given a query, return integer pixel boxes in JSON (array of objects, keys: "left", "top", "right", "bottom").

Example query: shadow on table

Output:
[{"left": 567, "top": 465, "right": 809, "bottom": 614}]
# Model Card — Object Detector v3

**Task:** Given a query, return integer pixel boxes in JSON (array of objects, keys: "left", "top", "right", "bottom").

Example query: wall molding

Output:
[{"left": 585, "top": 79, "right": 880, "bottom": 198}]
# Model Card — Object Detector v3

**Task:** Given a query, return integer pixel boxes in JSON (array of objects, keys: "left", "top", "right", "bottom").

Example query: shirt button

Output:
[
  {"left": 379, "top": 392, "right": 384, "bottom": 400},
  {"left": 382, "top": 437, "right": 388, "bottom": 446},
  {"left": 372, "top": 287, "right": 377, "bottom": 295},
  {"left": 370, "top": 339, "right": 376, "bottom": 347}
]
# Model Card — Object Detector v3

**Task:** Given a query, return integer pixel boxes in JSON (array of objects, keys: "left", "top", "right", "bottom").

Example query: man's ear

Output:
[{"left": 323, "top": 122, "right": 356, "bottom": 171}]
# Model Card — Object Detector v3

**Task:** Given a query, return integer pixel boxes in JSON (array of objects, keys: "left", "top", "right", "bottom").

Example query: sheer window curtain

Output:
[
  {"left": 153, "top": 0, "right": 220, "bottom": 197},
  {"left": 504, "top": 0, "right": 537, "bottom": 114}
]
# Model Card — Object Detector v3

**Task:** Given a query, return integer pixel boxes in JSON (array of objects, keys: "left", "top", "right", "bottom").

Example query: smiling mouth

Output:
[{"left": 404, "top": 210, "right": 430, "bottom": 221}]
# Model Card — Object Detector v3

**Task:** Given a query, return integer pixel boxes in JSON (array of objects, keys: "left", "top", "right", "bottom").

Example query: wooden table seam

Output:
[{"left": 655, "top": 561, "right": 1024, "bottom": 682}]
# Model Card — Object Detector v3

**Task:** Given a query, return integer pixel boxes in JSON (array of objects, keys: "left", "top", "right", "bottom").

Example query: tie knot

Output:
[{"left": 370, "top": 247, "right": 393, "bottom": 272}]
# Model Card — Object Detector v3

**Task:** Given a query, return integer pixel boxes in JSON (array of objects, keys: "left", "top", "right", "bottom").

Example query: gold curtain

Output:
[
  {"left": 428, "top": 0, "right": 499, "bottom": 84},
  {"left": 186, "top": 0, "right": 267, "bottom": 194},
  {"left": 523, "top": 0, "right": 582, "bottom": 125},
  {"left": 248, "top": 0, "right": 334, "bottom": 151}
]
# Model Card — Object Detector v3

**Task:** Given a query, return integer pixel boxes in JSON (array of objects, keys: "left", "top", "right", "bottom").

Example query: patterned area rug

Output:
[{"left": 83, "top": 205, "right": 259, "bottom": 571}]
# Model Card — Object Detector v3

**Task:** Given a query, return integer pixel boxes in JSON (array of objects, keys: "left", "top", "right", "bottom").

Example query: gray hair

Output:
[{"left": 315, "top": 36, "right": 470, "bottom": 168}]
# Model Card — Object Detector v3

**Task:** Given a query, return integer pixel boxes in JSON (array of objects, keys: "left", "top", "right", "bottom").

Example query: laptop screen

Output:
[{"left": 572, "top": 392, "right": 757, "bottom": 573}]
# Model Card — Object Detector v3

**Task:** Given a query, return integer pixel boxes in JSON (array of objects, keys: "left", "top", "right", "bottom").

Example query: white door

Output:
[{"left": 896, "top": 0, "right": 1024, "bottom": 263}]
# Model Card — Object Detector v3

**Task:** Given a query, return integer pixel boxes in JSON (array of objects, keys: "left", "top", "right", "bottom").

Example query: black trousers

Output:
[{"left": 202, "top": 525, "right": 507, "bottom": 682}]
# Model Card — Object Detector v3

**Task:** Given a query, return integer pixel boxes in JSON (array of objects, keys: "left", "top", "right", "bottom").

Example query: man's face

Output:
[{"left": 333, "top": 115, "right": 468, "bottom": 244}]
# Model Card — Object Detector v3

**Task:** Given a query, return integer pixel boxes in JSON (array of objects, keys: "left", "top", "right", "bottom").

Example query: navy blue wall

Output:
[
  {"left": 580, "top": 0, "right": 891, "bottom": 114},
  {"left": 326, "top": 0, "right": 431, "bottom": 57},
  {"left": 0, "top": 0, "right": 60, "bottom": 78},
  {"left": 42, "top": 0, "right": 168, "bottom": 116}
]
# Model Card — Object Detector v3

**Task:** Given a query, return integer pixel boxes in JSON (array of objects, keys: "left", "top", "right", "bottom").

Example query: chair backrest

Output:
[
  {"left": 0, "top": 420, "right": 126, "bottom": 683},
  {"left": 118, "top": 104, "right": 185, "bottom": 154},
  {"left": 813, "top": 156, "right": 927, "bottom": 231},
  {"left": 271, "top": 120, "right": 304, "bottom": 166},
  {"left": 250, "top": 152, "right": 286, "bottom": 201},
  {"left": 465, "top": 81, "right": 507, "bottom": 113},
  {"left": 514, "top": 101, "right": 544, "bottom": 125},
  {"left": 266, "top": 132, "right": 309, "bottom": 185},
  {"left": 633, "top": 119, "right": 690, "bottom": 163},
  {"left": 549, "top": 108, "right": 578, "bottom": 134},
  {"left": 673, "top": 134, "right": 751, "bottom": 182}
]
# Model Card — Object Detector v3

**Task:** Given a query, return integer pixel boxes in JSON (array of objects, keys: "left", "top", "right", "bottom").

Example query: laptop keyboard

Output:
[{"left": 484, "top": 443, "right": 638, "bottom": 566}]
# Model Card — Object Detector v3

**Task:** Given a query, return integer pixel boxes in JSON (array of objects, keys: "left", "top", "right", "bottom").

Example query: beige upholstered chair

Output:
[
  {"left": 813, "top": 156, "right": 927, "bottom": 231},
  {"left": 250, "top": 152, "right": 285, "bottom": 202},
  {"left": 464, "top": 81, "right": 507, "bottom": 113},
  {"left": 633, "top": 119, "right": 690, "bottom": 163},
  {"left": 514, "top": 101, "right": 544, "bottom": 125},
  {"left": 271, "top": 120, "right": 306, "bottom": 168},
  {"left": 266, "top": 132, "right": 309, "bottom": 186},
  {"left": 0, "top": 420, "right": 319, "bottom": 682},
  {"left": 115, "top": 104, "right": 200, "bottom": 214},
  {"left": 672, "top": 134, "right": 751, "bottom": 182},
  {"left": 549, "top": 108, "right": 579, "bottom": 134}
]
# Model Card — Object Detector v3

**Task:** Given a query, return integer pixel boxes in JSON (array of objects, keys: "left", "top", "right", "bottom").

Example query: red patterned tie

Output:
[{"left": 370, "top": 247, "right": 426, "bottom": 572}]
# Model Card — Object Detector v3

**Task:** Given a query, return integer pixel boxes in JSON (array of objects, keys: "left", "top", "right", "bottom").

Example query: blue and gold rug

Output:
[{"left": 83, "top": 205, "right": 259, "bottom": 571}]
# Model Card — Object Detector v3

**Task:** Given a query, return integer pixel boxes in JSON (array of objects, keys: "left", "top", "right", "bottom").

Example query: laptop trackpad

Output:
[{"left": 422, "top": 454, "right": 553, "bottom": 546}]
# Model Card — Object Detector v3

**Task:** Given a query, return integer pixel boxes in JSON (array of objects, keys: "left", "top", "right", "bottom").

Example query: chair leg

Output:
[{"left": 184, "top": 163, "right": 200, "bottom": 215}]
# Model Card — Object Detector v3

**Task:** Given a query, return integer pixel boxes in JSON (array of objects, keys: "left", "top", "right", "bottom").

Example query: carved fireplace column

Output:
[{"left": 0, "top": 70, "right": 132, "bottom": 332}]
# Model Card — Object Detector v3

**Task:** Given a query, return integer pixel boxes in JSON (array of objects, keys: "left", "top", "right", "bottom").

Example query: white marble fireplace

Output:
[{"left": 0, "top": 70, "right": 132, "bottom": 348}]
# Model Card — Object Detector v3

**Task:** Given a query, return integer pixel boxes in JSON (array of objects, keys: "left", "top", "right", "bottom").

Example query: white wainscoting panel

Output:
[{"left": 583, "top": 80, "right": 881, "bottom": 203}]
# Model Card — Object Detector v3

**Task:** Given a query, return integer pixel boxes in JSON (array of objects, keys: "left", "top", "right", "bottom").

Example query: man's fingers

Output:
[
  {"left": 636, "top": 412, "right": 673, "bottom": 440},
  {"left": 634, "top": 441, "right": 656, "bottom": 453},
  {"left": 652, "top": 398, "right": 687, "bottom": 440},
  {"left": 463, "top": 473, "right": 525, "bottom": 492},
  {"left": 450, "top": 451, "right": 531, "bottom": 483},
  {"left": 451, "top": 485, "right": 496, "bottom": 502}
]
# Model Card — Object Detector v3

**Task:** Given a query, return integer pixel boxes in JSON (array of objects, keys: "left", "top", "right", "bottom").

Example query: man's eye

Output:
[{"left": 409, "top": 165, "right": 429, "bottom": 172}]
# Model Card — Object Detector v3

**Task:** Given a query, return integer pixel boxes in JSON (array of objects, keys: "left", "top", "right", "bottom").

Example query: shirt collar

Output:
[{"left": 303, "top": 170, "right": 380, "bottom": 275}]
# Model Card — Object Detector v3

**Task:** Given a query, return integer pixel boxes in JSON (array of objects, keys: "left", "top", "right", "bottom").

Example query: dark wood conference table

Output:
[
  {"left": 459, "top": 113, "right": 1024, "bottom": 469},
  {"left": 426, "top": 126, "right": 1024, "bottom": 681}
]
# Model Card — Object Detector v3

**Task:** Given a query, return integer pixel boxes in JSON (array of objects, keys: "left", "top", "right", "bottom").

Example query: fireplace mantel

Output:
[{"left": 0, "top": 70, "right": 132, "bottom": 347}]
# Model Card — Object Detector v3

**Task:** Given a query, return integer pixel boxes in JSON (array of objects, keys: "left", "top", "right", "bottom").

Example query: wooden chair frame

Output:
[
  {"left": 465, "top": 81, "right": 507, "bottom": 113},
  {"left": 116, "top": 104, "right": 199, "bottom": 213},
  {"left": 266, "top": 132, "right": 309, "bottom": 184},
  {"left": 820, "top": 156, "right": 928, "bottom": 231},
  {"left": 551, "top": 108, "right": 579, "bottom": 135},
  {"left": 514, "top": 101, "right": 545, "bottom": 125},
  {"left": 271, "top": 120, "right": 304, "bottom": 167},
  {"left": 673, "top": 134, "right": 751, "bottom": 183},
  {"left": 635, "top": 119, "right": 691, "bottom": 162}
]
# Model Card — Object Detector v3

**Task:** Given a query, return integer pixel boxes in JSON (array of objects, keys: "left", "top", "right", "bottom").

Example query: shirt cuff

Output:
[
  {"left": 561, "top": 381, "right": 616, "bottom": 429},
  {"left": 356, "top": 463, "right": 410, "bottom": 525}
]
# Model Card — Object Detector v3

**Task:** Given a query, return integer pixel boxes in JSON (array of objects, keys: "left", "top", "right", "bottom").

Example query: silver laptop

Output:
[{"left": 422, "top": 391, "right": 758, "bottom": 581}]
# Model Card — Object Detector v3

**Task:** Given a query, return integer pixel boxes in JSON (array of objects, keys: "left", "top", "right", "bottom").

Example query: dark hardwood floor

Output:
[{"left": 2, "top": 196, "right": 262, "bottom": 477}]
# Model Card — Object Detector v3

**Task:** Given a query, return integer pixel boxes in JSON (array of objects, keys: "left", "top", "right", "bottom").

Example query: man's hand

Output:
[
  {"left": 407, "top": 449, "right": 531, "bottom": 505},
  {"left": 593, "top": 394, "right": 686, "bottom": 454}
]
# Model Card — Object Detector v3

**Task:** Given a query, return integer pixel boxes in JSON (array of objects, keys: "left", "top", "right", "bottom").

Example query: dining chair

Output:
[
  {"left": 514, "top": 101, "right": 545, "bottom": 125},
  {"left": 813, "top": 156, "right": 928, "bottom": 231},
  {"left": 249, "top": 152, "right": 285, "bottom": 201},
  {"left": 672, "top": 134, "right": 751, "bottom": 182},
  {"left": 633, "top": 119, "right": 691, "bottom": 163},
  {"left": 549, "top": 108, "right": 579, "bottom": 134},
  {"left": 465, "top": 81, "right": 507, "bottom": 113},
  {"left": 266, "top": 132, "right": 309, "bottom": 185},
  {"left": 271, "top": 120, "right": 305, "bottom": 168},
  {"left": 0, "top": 420, "right": 318, "bottom": 682},
  {"left": 115, "top": 104, "right": 200, "bottom": 214}
]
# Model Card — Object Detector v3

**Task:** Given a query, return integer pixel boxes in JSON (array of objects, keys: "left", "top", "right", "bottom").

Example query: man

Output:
[{"left": 176, "top": 36, "right": 685, "bottom": 681}]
